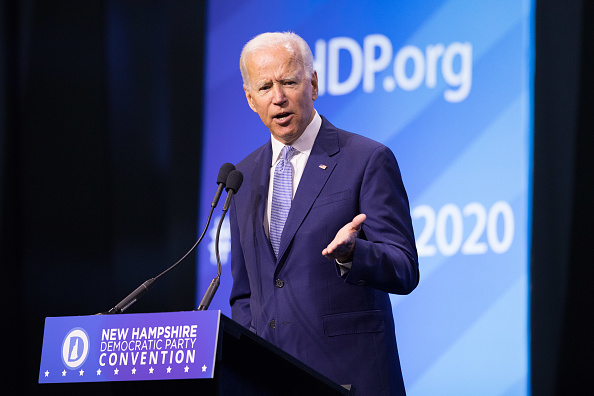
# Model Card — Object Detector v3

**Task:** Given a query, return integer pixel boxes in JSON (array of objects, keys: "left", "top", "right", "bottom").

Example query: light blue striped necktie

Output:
[{"left": 270, "top": 145, "right": 296, "bottom": 257}]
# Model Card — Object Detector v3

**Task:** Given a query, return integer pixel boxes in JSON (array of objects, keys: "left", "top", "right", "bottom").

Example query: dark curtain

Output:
[
  {"left": 0, "top": 1, "right": 204, "bottom": 394},
  {"left": 532, "top": 0, "right": 594, "bottom": 395}
]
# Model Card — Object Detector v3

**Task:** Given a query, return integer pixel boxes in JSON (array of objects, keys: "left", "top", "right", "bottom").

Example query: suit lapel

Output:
[
  {"left": 276, "top": 119, "right": 340, "bottom": 263},
  {"left": 249, "top": 141, "right": 276, "bottom": 265}
]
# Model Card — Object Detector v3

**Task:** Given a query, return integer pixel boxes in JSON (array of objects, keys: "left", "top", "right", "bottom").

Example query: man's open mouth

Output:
[{"left": 274, "top": 112, "right": 292, "bottom": 121}]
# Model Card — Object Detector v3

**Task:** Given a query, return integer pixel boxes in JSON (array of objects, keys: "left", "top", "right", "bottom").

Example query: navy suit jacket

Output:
[{"left": 229, "top": 116, "right": 419, "bottom": 396}]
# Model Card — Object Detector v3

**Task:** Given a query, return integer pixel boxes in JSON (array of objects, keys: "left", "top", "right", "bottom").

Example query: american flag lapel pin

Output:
[{"left": 319, "top": 164, "right": 327, "bottom": 170}]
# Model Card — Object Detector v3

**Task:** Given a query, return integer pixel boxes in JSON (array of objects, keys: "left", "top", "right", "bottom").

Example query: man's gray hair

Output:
[{"left": 240, "top": 32, "right": 314, "bottom": 89}]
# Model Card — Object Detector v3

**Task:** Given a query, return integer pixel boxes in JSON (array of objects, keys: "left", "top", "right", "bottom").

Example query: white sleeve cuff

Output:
[{"left": 336, "top": 259, "right": 352, "bottom": 276}]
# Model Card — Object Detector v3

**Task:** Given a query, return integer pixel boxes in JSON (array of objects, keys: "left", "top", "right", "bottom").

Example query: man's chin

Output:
[{"left": 270, "top": 126, "right": 301, "bottom": 144}]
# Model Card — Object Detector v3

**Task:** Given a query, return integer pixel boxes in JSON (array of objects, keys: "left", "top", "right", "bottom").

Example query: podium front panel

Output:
[{"left": 39, "top": 310, "right": 221, "bottom": 384}]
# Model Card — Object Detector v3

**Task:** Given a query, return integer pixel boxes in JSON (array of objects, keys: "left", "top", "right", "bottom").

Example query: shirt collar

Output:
[{"left": 271, "top": 110, "right": 321, "bottom": 165}]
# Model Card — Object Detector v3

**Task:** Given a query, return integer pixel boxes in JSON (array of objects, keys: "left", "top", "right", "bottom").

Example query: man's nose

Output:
[{"left": 272, "top": 84, "right": 287, "bottom": 105}]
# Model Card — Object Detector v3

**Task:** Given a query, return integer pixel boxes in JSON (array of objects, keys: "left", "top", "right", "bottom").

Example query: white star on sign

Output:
[
  {"left": 79, "top": 369, "right": 84, "bottom": 376},
  {"left": 97, "top": 368, "right": 101, "bottom": 376},
  {"left": 132, "top": 367, "right": 136, "bottom": 374},
  {"left": 149, "top": 367, "right": 154, "bottom": 374},
  {"left": 184, "top": 366, "right": 189, "bottom": 373},
  {"left": 44, "top": 370, "right": 49, "bottom": 377},
  {"left": 114, "top": 368, "right": 119, "bottom": 375},
  {"left": 202, "top": 365, "right": 207, "bottom": 372},
  {"left": 62, "top": 370, "right": 66, "bottom": 377},
  {"left": 166, "top": 366, "right": 172, "bottom": 373}
]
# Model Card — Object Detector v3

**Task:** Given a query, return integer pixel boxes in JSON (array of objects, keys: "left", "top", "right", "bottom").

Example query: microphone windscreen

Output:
[
  {"left": 225, "top": 170, "right": 244, "bottom": 193},
  {"left": 217, "top": 163, "right": 236, "bottom": 185}
]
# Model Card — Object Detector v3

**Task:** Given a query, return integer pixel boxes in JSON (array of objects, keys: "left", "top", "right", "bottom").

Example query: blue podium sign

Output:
[{"left": 39, "top": 310, "right": 221, "bottom": 384}]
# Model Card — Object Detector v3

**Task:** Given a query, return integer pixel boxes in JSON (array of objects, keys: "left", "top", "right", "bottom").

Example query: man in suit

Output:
[{"left": 229, "top": 31, "right": 419, "bottom": 395}]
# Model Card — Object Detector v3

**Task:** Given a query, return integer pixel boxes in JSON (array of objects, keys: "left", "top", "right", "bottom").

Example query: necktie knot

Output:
[
  {"left": 274, "top": 145, "right": 295, "bottom": 176},
  {"left": 283, "top": 145, "right": 295, "bottom": 156},
  {"left": 280, "top": 145, "right": 296, "bottom": 162}
]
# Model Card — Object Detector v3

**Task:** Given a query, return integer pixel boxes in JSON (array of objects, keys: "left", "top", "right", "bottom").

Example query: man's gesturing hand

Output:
[{"left": 322, "top": 214, "right": 367, "bottom": 262}]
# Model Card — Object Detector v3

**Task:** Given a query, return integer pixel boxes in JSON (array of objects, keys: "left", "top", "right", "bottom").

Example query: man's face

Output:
[{"left": 244, "top": 46, "right": 318, "bottom": 145}]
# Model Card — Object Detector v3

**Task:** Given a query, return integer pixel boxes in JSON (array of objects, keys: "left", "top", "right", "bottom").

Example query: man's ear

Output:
[
  {"left": 244, "top": 86, "right": 258, "bottom": 113},
  {"left": 311, "top": 70, "right": 319, "bottom": 101}
]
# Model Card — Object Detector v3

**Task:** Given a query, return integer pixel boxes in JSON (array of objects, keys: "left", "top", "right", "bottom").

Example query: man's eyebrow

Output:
[
  {"left": 280, "top": 75, "right": 299, "bottom": 83},
  {"left": 254, "top": 75, "right": 299, "bottom": 89},
  {"left": 254, "top": 79, "right": 272, "bottom": 89}
]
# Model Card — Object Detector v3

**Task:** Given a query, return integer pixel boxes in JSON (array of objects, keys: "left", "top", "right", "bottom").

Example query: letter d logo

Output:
[{"left": 62, "top": 328, "right": 90, "bottom": 369}]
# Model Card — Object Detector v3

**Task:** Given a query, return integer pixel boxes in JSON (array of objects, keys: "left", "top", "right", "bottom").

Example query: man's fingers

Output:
[
  {"left": 322, "top": 214, "right": 367, "bottom": 258},
  {"left": 350, "top": 214, "right": 367, "bottom": 230}
]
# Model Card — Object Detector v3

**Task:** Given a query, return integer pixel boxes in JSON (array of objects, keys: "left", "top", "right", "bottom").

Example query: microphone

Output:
[
  {"left": 197, "top": 170, "right": 243, "bottom": 311},
  {"left": 222, "top": 170, "right": 244, "bottom": 211},
  {"left": 99, "top": 163, "right": 235, "bottom": 315},
  {"left": 212, "top": 163, "right": 236, "bottom": 208}
]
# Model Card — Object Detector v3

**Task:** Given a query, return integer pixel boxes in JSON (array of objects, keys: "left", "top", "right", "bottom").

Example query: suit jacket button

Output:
[
  {"left": 275, "top": 279, "right": 285, "bottom": 288},
  {"left": 357, "top": 279, "right": 366, "bottom": 286},
  {"left": 270, "top": 320, "right": 276, "bottom": 330}
]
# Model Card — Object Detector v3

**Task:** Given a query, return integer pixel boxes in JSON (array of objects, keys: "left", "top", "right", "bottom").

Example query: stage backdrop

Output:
[{"left": 197, "top": 1, "right": 534, "bottom": 395}]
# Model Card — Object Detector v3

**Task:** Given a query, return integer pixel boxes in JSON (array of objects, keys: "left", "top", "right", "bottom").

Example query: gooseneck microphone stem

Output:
[
  {"left": 196, "top": 206, "right": 227, "bottom": 311},
  {"left": 197, "top": 169, "right": 243, "bottom": 311}
]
